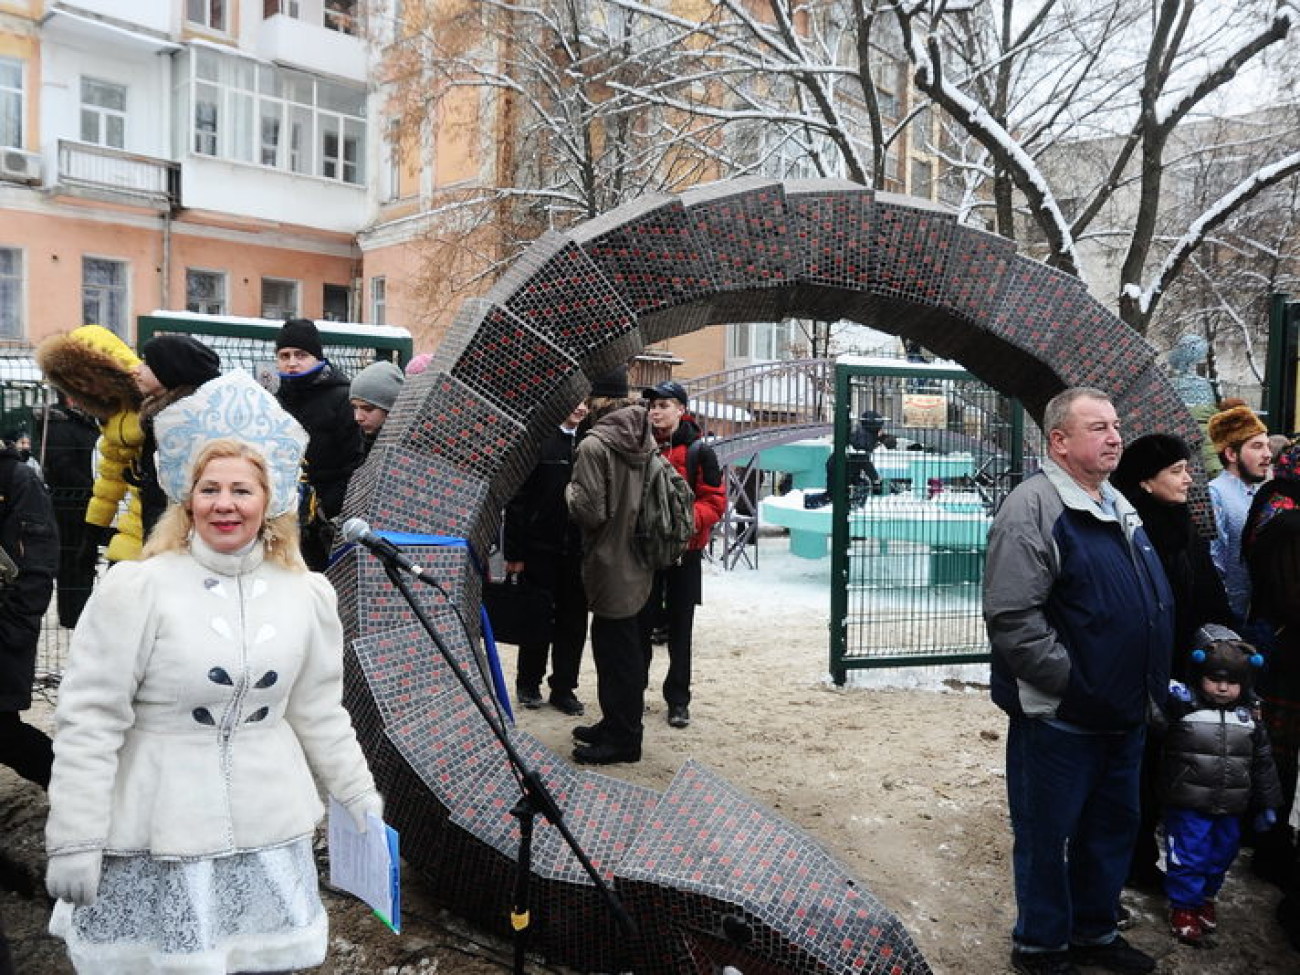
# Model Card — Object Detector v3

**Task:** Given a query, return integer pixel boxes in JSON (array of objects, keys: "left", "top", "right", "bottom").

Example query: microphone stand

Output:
[{"left": 368, "top": 551, "right": 637, "bottom": 973}]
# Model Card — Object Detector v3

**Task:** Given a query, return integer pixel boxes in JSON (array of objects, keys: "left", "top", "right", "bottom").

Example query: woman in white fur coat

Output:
[{"left": 43, "top": 371, "right": 382, "bottom": 974}]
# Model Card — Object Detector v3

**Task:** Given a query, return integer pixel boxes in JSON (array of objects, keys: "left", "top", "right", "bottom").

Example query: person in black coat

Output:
[
  {"left": 273, "top": 319, "right": 364, "bottom": 569},
  {"left": 1241, "top": 440, "right": 1300, "bottom": 942},
  {"left": 1111, "top": 433, "right": 1234, "bottom": 894},
  {"left": 130, "top": 334, "right": 222, "bottom": 540},
  {"left": 503, "top": 400, "right": 589, "bottom": 715},
  {"left": 36, "top": 395, "right": 98, "bottom": 628},
  {"left": 0, "top": 442, "right": 59, "bottom": 789}
]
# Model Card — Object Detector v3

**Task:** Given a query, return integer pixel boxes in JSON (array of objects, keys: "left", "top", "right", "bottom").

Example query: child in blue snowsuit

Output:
[{"left": 1161, "top": 630, "right": 1284, "bottom": 946}]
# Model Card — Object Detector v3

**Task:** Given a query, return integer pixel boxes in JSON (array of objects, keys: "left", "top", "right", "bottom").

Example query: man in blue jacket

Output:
[{"left": 984, "top": 387, "right": 1172, "bottom": 975}]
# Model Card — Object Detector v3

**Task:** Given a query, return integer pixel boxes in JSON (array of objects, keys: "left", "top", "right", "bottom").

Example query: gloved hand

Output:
[
  {"left": 1168, "top": 680, "right": 1193, "bottom": 704},
  {"left": 46, "top": 850, "right": 103, "bottom": 906},
  {"left": 1253, "top": 808, "right": 1278, "bottom": 833},
  {"left": 343, "top": 791, "right": 384, "bottom": 834}
]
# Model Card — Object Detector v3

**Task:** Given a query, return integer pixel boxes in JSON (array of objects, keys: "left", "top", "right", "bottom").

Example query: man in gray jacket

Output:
[
  {"left": 565, "top": 369, "right": 657, "bottom": 765},
  {"left": 984, "top": 387, "right": 1172, "bottom": 975}
]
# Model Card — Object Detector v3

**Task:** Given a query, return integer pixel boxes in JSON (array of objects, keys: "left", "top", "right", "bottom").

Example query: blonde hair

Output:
[{"left": 142, "top": 438, "right": 306, "bottom": 572}]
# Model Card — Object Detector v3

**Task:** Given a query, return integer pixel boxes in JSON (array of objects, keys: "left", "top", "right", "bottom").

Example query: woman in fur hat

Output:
[
  {"left": 1111, "top": 433, "right": 1234, "bottom": 893},
  {"left": 36, "top": 326, "right": 145, "bottom": 563}
]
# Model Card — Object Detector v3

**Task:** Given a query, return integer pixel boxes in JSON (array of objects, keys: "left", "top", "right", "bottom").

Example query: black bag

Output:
[{"left": 483, "top": 573, "right": 554, "bottom": 645}]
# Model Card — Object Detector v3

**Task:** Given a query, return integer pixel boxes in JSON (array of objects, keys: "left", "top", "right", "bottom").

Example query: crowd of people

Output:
[
  {"left": 0, "top": 320, "right": 416, "bottom": 973},
  {"left": 7, "top": 324, "right": 1300, "bottom": 974},
  {"left": 0, "top": 322, "right": 728, "bottom": 970},
  {"left": 502, "top": 367, "right": 724, "bottom": 763},
  {"left": 986, "top": 387, "right": 1300, "bottom": 975}
]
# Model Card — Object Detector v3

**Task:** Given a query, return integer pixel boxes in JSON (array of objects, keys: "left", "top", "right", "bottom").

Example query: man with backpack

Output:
[
  {"left": 637, "top": 381, "right": 726, "bottom": 729},
  {"left": 565, "top": 369, "right": 657, "bottom": 765}
]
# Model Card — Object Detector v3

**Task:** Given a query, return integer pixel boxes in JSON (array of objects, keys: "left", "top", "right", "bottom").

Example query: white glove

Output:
[
  {"left": 343, "top": 791, "right": 384, "bottom": 834},
  {"left": 46, "top": 850, "right": 103, "bottom": 906}
]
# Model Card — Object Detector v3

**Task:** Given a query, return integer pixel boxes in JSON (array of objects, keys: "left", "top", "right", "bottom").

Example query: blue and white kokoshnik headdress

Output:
[{"left": 153, "top": 369, "right": 308, "bottom": 518}]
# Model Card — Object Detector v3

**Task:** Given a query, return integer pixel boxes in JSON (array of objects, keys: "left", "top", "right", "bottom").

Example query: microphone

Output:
[{"left": 340, "top": 518, "right": 433, "bottom": 582}]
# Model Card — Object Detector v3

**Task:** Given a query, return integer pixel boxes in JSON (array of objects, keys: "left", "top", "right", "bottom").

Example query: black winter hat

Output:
[
  {"left": 140, "top": 334, "right": 221, "bottom": 390},
  {"left": 1111, "top": 433, "right": 1192, "bottom": 496},
  {"left": 642, "top": 380, "right": 689, "bottom": 406},
  {"left": 275, "top": 318, "right": 324, "bottom": 361},
  {"left": 589, "top": 367, "right": 629, "bottom": 398}
]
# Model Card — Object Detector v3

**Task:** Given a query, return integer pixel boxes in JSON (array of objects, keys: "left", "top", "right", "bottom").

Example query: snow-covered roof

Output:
[
  {"left": 145, "top": 310, "right": 411, "bottom": 342},
  {"left": 0, "top": 357, "right": 45, "bottom": 383}
]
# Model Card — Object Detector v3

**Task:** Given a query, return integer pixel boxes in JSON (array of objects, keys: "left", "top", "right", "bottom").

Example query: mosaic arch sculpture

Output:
[{"left": 333, "top": 177, "right": 1197, "bottom": 974}]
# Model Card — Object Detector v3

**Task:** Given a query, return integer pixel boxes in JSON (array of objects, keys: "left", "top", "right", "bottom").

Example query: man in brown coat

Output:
[{"left": 564, "top": 368, "right": 656, "bottom": 765}]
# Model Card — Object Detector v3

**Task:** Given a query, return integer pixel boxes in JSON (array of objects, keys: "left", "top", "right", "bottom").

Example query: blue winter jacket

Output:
[{"left": 984, "top": 460, "right": 1173, "bottom": 731}]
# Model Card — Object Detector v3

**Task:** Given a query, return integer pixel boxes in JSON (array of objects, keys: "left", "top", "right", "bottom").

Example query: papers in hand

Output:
[{"left": 327, "top": 798, "right": 401, "bottom": 933}]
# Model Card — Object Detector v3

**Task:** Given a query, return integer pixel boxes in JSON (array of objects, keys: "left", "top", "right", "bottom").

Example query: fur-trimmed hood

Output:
[{"left": 37, "top": 325, "right": 142, "bottom": 421}]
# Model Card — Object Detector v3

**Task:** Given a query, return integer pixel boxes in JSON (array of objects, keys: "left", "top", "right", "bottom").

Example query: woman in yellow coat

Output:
[{"left": 36, "top": 325, "right": 145, "bottom": 562}]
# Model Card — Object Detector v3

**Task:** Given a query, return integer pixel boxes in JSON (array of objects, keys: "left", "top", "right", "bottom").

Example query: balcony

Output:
[
  {"left": 258, "top": 3, "right": 366, "bottom": 82},
  {"left": 57, "top": 141, "right": 180, "bottom": 210}
]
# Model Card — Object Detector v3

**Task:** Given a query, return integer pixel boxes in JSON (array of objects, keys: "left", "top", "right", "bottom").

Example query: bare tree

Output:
[
  {"left": 1149, "top": 106, "right": 1300, "bottom": 389},
  {"left": 890, "top": 0, "right": 1300, "bottom": 334},
  {"left": 612, "top": 0, "right": 1300, "bottom": 344},
  {"left": 375, "top": 0, "right": 722, "bottom": 324}
]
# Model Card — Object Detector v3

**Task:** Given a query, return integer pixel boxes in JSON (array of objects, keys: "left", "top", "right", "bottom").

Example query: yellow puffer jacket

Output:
[{"left": 35, "top": 325, "right": 145, "bottom": 562}]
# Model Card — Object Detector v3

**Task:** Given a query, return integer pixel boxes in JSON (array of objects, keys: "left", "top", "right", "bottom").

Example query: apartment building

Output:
[{"left": 0, "top": 0, "right": 373, "bottom": 354}]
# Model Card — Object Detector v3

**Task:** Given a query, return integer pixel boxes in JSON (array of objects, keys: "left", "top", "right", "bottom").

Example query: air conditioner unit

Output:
[{"left": 0, "top": 149, "right": 41, "bottom": 185}]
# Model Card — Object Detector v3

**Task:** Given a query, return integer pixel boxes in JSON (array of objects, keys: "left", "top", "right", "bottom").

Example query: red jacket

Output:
[{"left": 656, "top": 417, "right": 726, "bottom": 552}]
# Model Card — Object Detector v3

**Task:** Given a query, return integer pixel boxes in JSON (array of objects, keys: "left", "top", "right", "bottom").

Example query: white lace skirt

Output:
[{"left": 49, "top": 838, "right": 327, "bottom": 974}]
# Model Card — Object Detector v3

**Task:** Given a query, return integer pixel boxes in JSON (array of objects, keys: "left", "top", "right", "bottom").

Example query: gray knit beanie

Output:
[{"left": 350, "top": 360, "right": 405, "bottom": 411}]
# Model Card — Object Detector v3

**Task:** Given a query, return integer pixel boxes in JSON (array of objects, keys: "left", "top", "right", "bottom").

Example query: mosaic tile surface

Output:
[{"left": 335, "top": 178, "right": 1201, "bottom": 974}]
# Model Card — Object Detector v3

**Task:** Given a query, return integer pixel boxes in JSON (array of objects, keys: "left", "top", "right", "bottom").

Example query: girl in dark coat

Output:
[
  {"left": 130, "top": 334, "right": 222, "bottom": 539},
  {"left": 1111, "top": 433, "right": 1234, "bottom": 893}
]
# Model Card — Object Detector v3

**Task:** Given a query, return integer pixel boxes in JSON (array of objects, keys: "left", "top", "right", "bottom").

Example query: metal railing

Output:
[
  {"left": 684, "top": 358, "right": 836, "bottom": 463},
  {"left": 58, "top": 140, "right": 180, "bottom": 209}
]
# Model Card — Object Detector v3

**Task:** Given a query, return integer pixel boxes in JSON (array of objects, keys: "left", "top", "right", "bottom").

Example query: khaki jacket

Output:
[{"left": 566, "top": 405, "right": 656, "bottom": 618}]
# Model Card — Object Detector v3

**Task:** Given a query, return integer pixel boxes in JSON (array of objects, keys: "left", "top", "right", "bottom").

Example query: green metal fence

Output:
[
  {"left": 828, "top": 360, "right": 1033, "bottom": 683},
  {"left": 6, "top": 313, "right": 412, "bottom": 690},
  {"left": 138, "top": 312, "right": 413, "bottom": 377}
]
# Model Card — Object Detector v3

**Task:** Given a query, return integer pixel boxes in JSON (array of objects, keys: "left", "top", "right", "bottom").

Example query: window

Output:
[
  {"left": 185, "top": 49, "right": 366, "bottom": 185},
  {"left": 187, "top": 0, "right": 228, "bottom": 31},
  {"left": 80, "top": 78, "right": 127, "bottom": 149},
  {"left": 323, "top": 283, "right": 349, "bottom": 321},
  {"left": 325, "top": 0, "right": 358, "bottom": 35},
  {"left": 0, "top": 248, "right": 22, "bottom": 339},
  {"left": 83, "top": 258, "right": 128, "bottom": 338},
  {"left": 263, "top": 1, "right": 301, "bottom": 16},
  {"left": 727, "top": 321, "right": 794, "bottom": 363},
  {"left": 385, "top": 120, "right": 401, "bottom": 200},
  {"left": 186, "top": 269, "right": 226, "bottom": 315},
  {"left": 875, "top": 85, "right": 900, "bottom": 121},
  {"left": 261, "top": 278, "right": 299, "bottom": 319},
  {"left": 910, "top": 158, "right": 933, "bottom": 200},
  {"left": 911, "top": 106, "right": 931, "bottom": 151},
  {"left": 0, "top": 58, "right": 22, "bottom": 149},
  {"left": 194, "top": 84, "right": 219, "bottom": 155},
  {"left": 371, "top": 277, "right": 386, "bottom": 326}
]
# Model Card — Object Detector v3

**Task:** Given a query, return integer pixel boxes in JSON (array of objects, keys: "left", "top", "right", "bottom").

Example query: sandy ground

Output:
[{"left": 3, "top": 532, "right": 1297, "bottom": 974}]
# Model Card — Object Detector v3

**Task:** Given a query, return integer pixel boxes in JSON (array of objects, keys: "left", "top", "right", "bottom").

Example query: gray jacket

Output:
[{"left": 566, "top": 405, "right": 657, "bottom": 618}]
